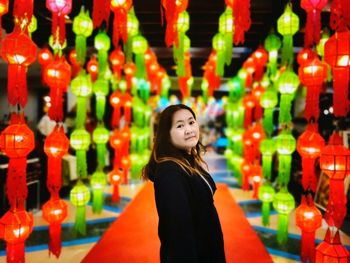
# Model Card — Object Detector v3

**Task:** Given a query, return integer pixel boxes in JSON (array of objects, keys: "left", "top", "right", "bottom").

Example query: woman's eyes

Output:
[{"left": 176, "top": 121, "right": 196, "bottom": 128}]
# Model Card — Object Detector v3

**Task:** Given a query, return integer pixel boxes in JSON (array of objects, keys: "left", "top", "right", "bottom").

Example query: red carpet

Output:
[{"left": 82, "top": 182, "right": 273, "bottom": 263}]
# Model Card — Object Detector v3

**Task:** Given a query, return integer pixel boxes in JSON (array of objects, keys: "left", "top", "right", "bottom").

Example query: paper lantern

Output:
[
  {"left": 249, "top": 164, "right": 262, "bottom": 199},
  {"left": 242, "top": 94, "right": 256, "bottom": 128},
  {"left": 273, "top": 189, "right": 295, "bottom": 245},
  {"left": 38, "top": 47, "right": 54, "bottom": 84},
  {"left": 219, "top": 7, "right": 233, "bottom": 66},
  {"left": 110, "top": 129, "right": 124, "bottom": 168},
  {"left": 251, "top": 47, "right": 268, "bottom": 81},
  {"left": 86, "top": 55, "right": 99, "bottom": 82},
  {"left": 296, "top": 123, "right": 325, "bottom": 192},
  {"left": 93, "top": 78, "right": 110, "bottom": 121},
  {"left": 297, "top": 47, "right": 317, "bottom": 66},
  {"left": 110, "top": 0, "right": 132, "bottom": 46},
  {"left": 70, "top": 128, "right": 91, "bottom": 178},
  {"left": 227, "top": 76, "right": 244, "bottom": 102},
  {"left": 110, "top": 90, "right": 123, "bottom": 128},
  {"left": 212, "top": 33, "right": 226, "bottom": 77},
  {"left": 109, "top": 47, "right": 125, "bottom": 82},
  {"left": 68, "top": 49, "right": 81, "bottom": 78},
  {"left": 240, "top": 160, "right": 252, "bottom": 191},
  {"left": 276, "top": 131, "right": 296, "bottom": 187},
  {"left": 316, "top": 229, "right": 350, "bottom": 262},
  {"left": 260, "top": 89, "right": 278, "bottom": 136},
  {"left": 264, "top": 31, "right": 281, "bottom": 80},
  {"left": 46, "top": 0, "right": 72, "bottom": 45},
  {"left": 124, "top": 62, "right": 136, "bottom": 90},
  {"left": 90, "top": 171, "right": 107, "bottom": 213},
  {"left": 0, "top": 28, "right": 37, "bottom": 107},
  {"left": 73, "top": 6, "right": 93, "bottom": 65},
  {"left": 108, "top": 169, "right": 122, "bottom": 202},
  {"left": 93, "top": 125, "right": 110, "bottom": 169},
  {"left": 121, "top": 155, "right": 131, "bottom": 184},
  {"left": 70, "top": 182, "right": 90, "bottom": 235},
  {"left": 42, "top": 198, "right": 67, "bottom": 257},
  {"left": 132, "top": 35, "right": 148, "bottom": 79},
  {"left": 230, "top": 0, "right": 251, "bottom": 45},
  {"left": 92, "top": 0, "right": 110, "bottom": 29},
  {"left": 0, "top": 209, "right": 33, "bottom": 263},
  {"left": 94, "top": 31, "right": 111, "bottom": 76},
  {"left": 324, "top": 31, "right": 350, "bottom": 117},
  {"left": 258, "top": 183, "right": 275, "bottom": 226},
  {"left": 296, "top": 195, "right": 322, "bottom": 263},
  {"left": 252, "top": 84, "right": 265, "bottom": 120},
  {"left": 121, "top": 125, "right": 131, "bottom": 156}
]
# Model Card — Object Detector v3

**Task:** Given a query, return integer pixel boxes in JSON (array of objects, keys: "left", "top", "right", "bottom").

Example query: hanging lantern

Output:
[
  {"left": 42, "top": 198, "right": 67, "bottom": 258},
  {"left": 94, "top": 31, "right": 111, "bottom": 76},
  {"left": 227, "top": 76, "right": 244, "bottom": 102},
  {"left": 174, "top": 12, "right": 190, "bottom": 77},
  {"left": 109, "top": 47, "right": 125, "bottom": 82},
  {"left": 249, "top": 164, "right": 262, "bottom": 199},
  {"left": 92, "top": 0, "right": 110, "bottom": 29},
  {"left": 273, "top": 189, "right": 295, "bottom": 245},
  {"left": 264, "top": 31, "right": 281, "bottom": 80},
  {"left": 219, "top": 7, "right": 233, "bottom": 66},
  {"left": 121, "top": 155, "right": 131, "bottom": 184},
  {"left": 70, "top": 128, "right": 91, "bottom": 178},
  {"left": 212, "top": 33, "right": 226, "bottom": 77},
  {"left": 70, "top": 71, "right": 93, "bottom": 128},
  {"left": 242, "top": 94, "right": 256, "bottom": 128},
  {"left": 68, "top": 49, "right": 81, "bottom": 78},
  {"left": 132, "top": 35, "right": 148, "bottom": 79},
  {"left": 1, "top": 28, "right": 37, "bottom": 107},
  {"left": 72, "top": 6, "right": 93, "bottom": 65},
  {"left": 110, "top": 0, "right": 132, "bottom": 46},
  {"left": 124, "top": 62, "right": 136, "bottom": 90},
  {"left": 252, "top": 84, "right": 265, "bottom": 120},
  {"left": 70, "top": 182, "right": 90, "bottom": 235},
  {"left": 260, "top": 89, "right": 278, "bottom": 136},
  {"left": 92, "top": 125, "right": 110, "bottom": 169},
  {"left": 296, "top": 123, "right": 325, "bottom": 192},
  {"left": 298, "top": 57, "right": 327, "bottom": 121},
  {"left": 46, "top": 0, "right": 72, "bottom": 46},
  {"left": 258, "top": 183, "right": 275, "bottom": 226},
  {"left": 259, "top": 138, "right": 276, "bottom": 181},
  {"left": 230, "top": 0, "right": 251, "bottom": 45},
  {"left": 93, "top": 77, "right": 110, "bottom": 121},
  {"left": 87, "top": 55, "right": 99, "bottom": 82},
  {"left": 324, "top": 31, "right": 350, "bottom": 117},
  {"left": 90, "top": 171, "right": 107, "bottom": 214},
  {"left": 43, "top": 55, "right": 71, "bottom": 122},
  {"left": 108, "top": 169, "right": 122, "bottom": 202},
  {"left": 110, "top": 129, "right": 123, "bottom": 168},
  {"left": 250, "top": 123, "right": 266, "bottom": 161},
  {"left": 0, "top": 209, "right": 33, "bottom": 263},
  {"left": 38, "top": 47, "right": 54, "bottom": 85},
  {"left": 277, "top": 3, "right": 299, "bottom": 66},
  {"left": 121, "top": 125, "right": 131, "bottom": 156},
  {"left": 251, "top": 47, "right": 268, "bottom": 81},
  {"left": 295, "top": 194, "right": 322, "bottom": 263},
  {"left": 110, "top": 90, "right": 123, "bottom": 128},
  {"left": 240, "top": 159, "right": 252, "bottom": 191},
  {"left": 297, "top": 47, "right": 317, "bottom": 66}
]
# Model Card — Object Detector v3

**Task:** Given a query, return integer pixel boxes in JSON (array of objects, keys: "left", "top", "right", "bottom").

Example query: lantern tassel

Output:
[
  {"left": 48, "top": 223, "right": 62, "bottom": 258},
  {"left": 47, "top": 157, "right": 62, "bottom": 195},
  {"left": 301, "top": 231, "right": 316, "bottom": 263},
  {"left": 135, "top": 54, "right": 146, "bottom": 79},
  {"left": 304, "top": 9, "right": 321, "bottom": 47},
  {"left": 262, "top": 201, "right": 271, "bottom": 226},
  {"left": 76, "top": 97, "right": 87, "bottom": 128},
  {"left": 98, "top": 50, "right": 108, "bottom": 76},
  {"left": 301, "top": 157, "right": 317, "bottom": 192},
  {"left": 6, "top": 242, "right": 25, "bottom": 263},
  {"left": 112, "top": 106, "right": 121, "bottom": 128},
  {"left": 304, "top": 85, "right": 321, "bottom": 121},
  {"left": 76, "top": 150, "right": 88, "bottom": 178},
  {"left": 92, "top": 189, "right": 104, "bottom": 214},
  {"left": 7, "top": 64, "right": 28, "bottom": 107},
  {"left": 112, "top": 184, "right": 120, "bottom": 203},
  {"left": 216, "top": 51, "right": 225, "bottom": 77},
  {"left": 75, "top": 35, "right": 87, "bottom": 65},
  {"left": 96, "top": 143, "right": 107, "bottom": 169},
  {"left": 225, "top": 32, "right": 233, "bottom": 66},
  {"left": 278, "top": 154, "right": 292, "bottom": 186},
  {"left": 332, "top": 67, "right": 349, "bottom": 117},
  {"left": 325, "top": 179, "right": 347, "bottom": 228},
  {"left": 96, "top": 95, "right": 106, "bottom": 121},
  {"left": 48, "top": 87, "right": 64, "bottom": 122},
  {"left": 262, "top": 155, "right": 272, "bottom": 180},
  {"left": 74, "top": 206, "right": 87, "bottom": 235},
  {"left": 281, "top": 35, "right": 293, "bottom": 66},
  {"left": 279, "top": 94, "right": 293, "bottom": 124},
  {"left": 7, "top": 157, "right": 27, "bottom": 210},
  {"left": 277, "top": 214, "right": 289, "bottom": 245},
  {"left": 92, "top": 0, "right": 110, "bottom": 28}
]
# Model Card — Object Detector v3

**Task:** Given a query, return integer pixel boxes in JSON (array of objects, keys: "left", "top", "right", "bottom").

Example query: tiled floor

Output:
[{"left": 0, "top": 151, "right": 349, "bottom": 262}]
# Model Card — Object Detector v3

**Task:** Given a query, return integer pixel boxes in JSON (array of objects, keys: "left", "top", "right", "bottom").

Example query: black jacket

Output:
[{"left": 150, "top": 160, "right": 226, "bottom": 263}]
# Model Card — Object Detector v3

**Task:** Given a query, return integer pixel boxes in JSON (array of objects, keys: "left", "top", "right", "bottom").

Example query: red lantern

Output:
[
  {"left": 121, "top": 155, "right": 131, "bottom": 184},
  {"left": 68, "top": 49, "right": 82, "bottom": 78},
  {"left": 252, "top": 84, "right": 265, "bottom": 120},
  {"left": 120, "top": 125, "right": 131, "bottom": 156},
  {"left": 110, "top": 129, "right": 123, "bottom": 168},
  {"left": 110, "top": 0, "right": 132, "bottom": 46},
  {"left": 324, "top": 31, "right": 350, "bottom": 117},
  {"left": 0, "top": 209, "right": 33, "bottom": 263},
  {"left": 109, "top": 47, "right": 125, "bottom": 81},
  {"left": 296, "top": 123, "right": 325, "bottom": 192},
  {"left": 1, "top": 28, "right": 37, "bottom": 107},
  {"left": 13, "top": 0, "right": 33, "bottom": 33},
  {"left": 240, "top": 159, "right": 252, "bottom": 191},
  {"left": 242, "top": 94, "right": 256, "bottom": 128},
  {"left": 232, "top": 0, "right": 251, "bottom": 45},
  {"left": 123, "top": 92, "right": 133, "bottom": 124},
  {"left": 251, "top": 47, "right": 268, "bottom": 81},
  {"left": 42, "top": 198, "right": 67, "bottom": 257},
  {"left": 43, "top": 55, "right": 71, "bottom": 122},
  {"left": 92, "top": 0, "right": 110, "bottom": 29},
  {"left": 124, "top": 62, "right": 136, "bottom": 90},
  {"left": 87, "top": 56, "right": 99, "bottom": 82},
  {"left": 108, "top": 169, "right": 122, "bottom": 202},
  {"left": 296, "top": 195, "right": 322, "bottom": 263},
  {"left": 110, "top": 90, "right": 123, "bottom": 128},
  {"left": 38, "top": 47, "right": 53, "bottom": 84},
  {"left": 250, "top": 123, "right": 266, "bottom": 160},
  {"left": 249, "top": 164, "right": 262, "bottom": 199},
  {"left": 0, "top": 114, "right": 34, "bottom": 210},
  {"left": 46, "top": 0, "right": 72, "bottom": 45},
  {"left": 298, "top": 57, "right": 328, "bottom": 121},
  {"left": 297, "top": 48, "right": 317, "bottom": 65}
]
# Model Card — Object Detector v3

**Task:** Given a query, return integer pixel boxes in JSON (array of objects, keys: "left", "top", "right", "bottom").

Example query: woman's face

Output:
[{"left": 170, "top": 109, "right": 199, "bottom": 153}]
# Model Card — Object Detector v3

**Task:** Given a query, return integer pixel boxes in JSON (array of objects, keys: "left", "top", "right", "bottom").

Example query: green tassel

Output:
[
  {"left": 96, "top": 95, "right": 106, "bottom": 121},
  {"left": 96, "top": 144, "right": 106, "bottom": 169},
  {"left": 98, "top": 50, "right": 108, "bottom": 76},
  {"left": 262, "top": 202, "right": 271, "bottom": 226},
  {"left": 74, "top": 206, "right": 87, "bottom": 235},
  {"left": 263, "top": 108, "right": 274, "bottom": 137},
  {"left": 278, "top": 94, "right": 293, "bottom": 125},
  {"left": 92, "top": 189, "right": 104, "bottom": 214},
  {"left": 76, "top": 97, "right": 87, "bottom": 128},
  {"left": 76, "top": 35, "right": 86, "bottom": 65},
  {"left": 269, "top": 57, "right": 278, "bottom": 80},
  {"left": 277, "top": 214, "right": 289, "bottom": 245},
  {"left": 262, "top": 155, "right": 272, "bottom": 181},
  {"left": 278, "top": 154, "right": 292, "bottom": 186},
  {"left": 224, "top": 32, "right": 233, "bottom": 66},
  {"left": 136, "top": 54, "right": 146, "bottom": 79},
  {"left": 216, "top": 51, "right": 225, "bottom": 77},
  {"left": 124, "top": 39, "right": 133, "bottom": 63},
  {"left": 281, "top": 35, "right": 293, "bottom": 66},
  {"left": 76, "top": 150, "right": 88, "bottom": 178}
]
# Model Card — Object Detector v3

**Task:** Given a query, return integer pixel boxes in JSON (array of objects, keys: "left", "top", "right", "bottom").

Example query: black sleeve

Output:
[{"left": 154, "top": 161, "right": 198, "bottom": 263}]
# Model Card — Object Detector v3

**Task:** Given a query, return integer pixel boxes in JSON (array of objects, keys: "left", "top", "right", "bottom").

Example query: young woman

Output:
[{"left": 142, "top": 104, "right": 226, "bottom": 263}]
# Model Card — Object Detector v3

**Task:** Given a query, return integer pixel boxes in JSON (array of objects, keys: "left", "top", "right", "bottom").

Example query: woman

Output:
[{"left": 142, "top": 104, "right": 226, "bottom": 263}]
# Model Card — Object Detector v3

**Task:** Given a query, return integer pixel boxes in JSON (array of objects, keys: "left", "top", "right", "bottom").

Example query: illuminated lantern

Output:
[
  {"left": 70, "top": 71, "right": 93, "bottom": 128},
  {"left": 277, "top": 69, "right": 300, "bottom": 124},
  {"left": 219, "top": 7, "right": 233, "bottom": 66},
  {"left": 70, "top": 182, "right": 90, "bottom": 235},
  {"left": 250, "top": 123, "right": 266, "bottom": 161},
  {"left": 108, "top": 169, "right": 122, "bottom": 202},
  {"left": 0, "top": 28, "right": 37, "bottom": 107},
  {"left": 87, "top": 55, "right": 99, "bottom": 82},
  {"left": 110, "top": 90, "right": 123, "bottom": 128},
  {"left": 240, "top": 160, "right": 252, "bottom": 191},
  {"left": 260, "top": 88, "right": 278, "bottom": 136},
  {"left": 90, "top": 171, "right": 107, "bottom": 214},
  {"left": 0, "top": 0, "right": 9, "bottom": 40},
  {"left": 94, "top": 31, "right": 111, "bottom": 76},
  {"left": 238, "top": 68, "right": 253, "bottom": 89},
  {"left": 121, "top": 125, "right": 131, "bottom": 156},
  {"left": 264, "top": 31, "right": 281, "bottom": 80},
  {"left": 320, "top": 132, "right": 350, "bottom": 228},
  {"left": 260, "top": 138, "right": 276, "bottom": 181},
  {"left": 324, "top": 31, "right": 350, "bottom": 117},
  {"left": 295, "top": 195, "right": 322, "bottom": 263},
  {"left": 68, "top": 49, "right": 81, "bottom": 78},
  {"left": 121, "top": 155, "right": 131, "bottom": 184},
  {"left": 301, "top": 0, "right": 327, "bottom": 47},
  {"left": 0, "top": 115, "right": 34, "bottom": 210},
  {"left": 93, "top": 77, "right": 110, "bottom": 121},
  {"left": 38, "top": 47, "right": 53, "bottom": 84},
  {"left": 316, "top": 229, "right": 350, "bottom": 262},
  {"left": 251, "top": 47, "right": 268, "bottom": 81},
  {"left": 242, "top": 57, "right": 256, "bottom": 85},
  {"left": 297, "top": 47, "right": 317, "bottom": 66},
  {"left": 252, "top": 84, "right": 265, "bottom": 120},
  {"left": 93, "top": 125, "right": 110, "bottom": 169},
  {"left": 123, "top": 92, "right": 133, "bottom": 124},
  {"left": 212, "top": 33, "right": 226, "bottom": 77},
  {"left": 70, "top": 128, "right": 91, "bottom": 178},
  {"left": 110, "top": 129, "right": 123, "bottom": 168},
  {"left": 42, "top": 198, "right": 67, "bottom": 257},
  {"left": 110, "top": 0, "right": 132, "bottom": 46},
  {"left": 298, "top": 57, "right": 327, "bottom": 121},
  {"left": 132, "top": 35, "right": 148, "bottom": 79},
  {"left": 124, "top": 62, "right": 136, "bottom": 90},
  {"left": 0, "top": 209, "right": 33, "bottom": 263},
  {"left": 242, "top": 94, "right": 256, "bottom": 128},
  {"left": 137, "top": 78, "right": 151, "bottom": 103},
  {"left": 109, "top": 47, "right": 125, "bottom": 82},
  {"left": 296, "top": 123, "right": 325, "bottom": 192},
  {"left": 276, "top": 130, "right": 296, "bottom": 187},
  {"left": 46, "top": 0, "right": 72, "bottom": 45},
  {"left": 73, "top": 6, "right": 93, "bottom": 65},
  {"left": 227, "top": 76, "right": 244, "bottom": 102},
  {"left": 174, "top": 12, "right": 190, "bottom": 77},
  {"left": 249, "top": 164, "right": 262, "bottom": 199},
  {"left": 43, "top": 55, "right": 71, "bottom": 122},
  {"left": 124, "top": 9, "right": 139, "bottom": 62},
  {"left": 277, "top": 3, "right": 299, "bottom": 65},
  {"left": 258, "top": 183, "right": 275, "bottom": 226},
  {"left": 273, "top": 189, "right": 295, "bottom": 245}
]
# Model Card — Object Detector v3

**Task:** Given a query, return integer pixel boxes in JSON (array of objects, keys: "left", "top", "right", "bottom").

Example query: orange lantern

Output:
[
  {"left": 316, "top": 229, "right": 350, "bottom": 262},
  {"left": 109, "top": 47, "right": 125, "bottom": 81},
  {"left": 110, "top": 0, "right": 132, "bottom": 46},
  {"left": 108, "top": 169, "right": 122, "bottom": 202},
  {"left": 297, "top": 48, "right": 317, "bottom": 65},
  {"left": 87, "top": 56, "right": 99, "bottom": 82},
  {"left": 110, "top": 90, "right": 123, "bottom": 128},
  {"left": 38, "top": 47, "right": 53, "bottom": 84},
  {"left": 121, "top": 155, "right": 131, "bottom": 184},
  {"left": 123, "top": 92, "right": 133, "bottom": 124},
  {"left": 1, "top": 27, "right": 37, "bottom": 107},
  {"left": 110, "top": 129, "right": 123, "bottom": 168},
  {"left": 242, "top": 94, "right": 256, "bottom": 128}
]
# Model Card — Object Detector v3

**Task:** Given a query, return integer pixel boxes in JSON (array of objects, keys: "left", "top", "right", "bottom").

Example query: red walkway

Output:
[{"left": 82, "top": 182, "right": 273, "bottom": 263}]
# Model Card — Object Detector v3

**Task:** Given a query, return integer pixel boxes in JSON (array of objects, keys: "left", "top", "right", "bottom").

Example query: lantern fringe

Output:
[
  {"left": 74, "top": 206, "right": 87, "bottom": 235},
  {"left": 7, "top": 157, "right": 28, "bottom": 209},
  {"left": 92, "top": 0, "right": 110, "bottom": 29},
  {"left": 8, "top": 64, "right": 28, "bottom": 107},
  {"left": 262, "top": 202, "right": 271, "bottom": 226},
  {"left": 332, "top": 67, "right": 349, "bottom": 117},
  {"left": 124, "top": 39, "right": 133, "bottom": 63},
  {"left": 304, "top": 86, "right": 321, "bottom": 121},
  {"left": 98, "top": 50, "right": 108, "bottom": 77},
  {"left": 278, "top": 154, "right": 292, "bottom": 186},
  {"left": 96, "top": 95, "right": 106, "bottom": 121},
  {"left": 281, "top": 35, "right": 293, "bottom": 66},
  {"left": 112, "top": 106, "right": 121, "bottom": 128},
  {"left": 279, "top": 94, "right": 293, "bottom": 124},
  {"left": 304, "top": 9, "right": 322, "bottom": 47},
  {"left": 262, "top": 155, "right": 272, "bottom": 181},
  {"left": 225, "top": 32, "right": 233, "bottom": 66},
  {"left": 76, "top": 150, "right": 88, "bottom": 178},
  {"left": 277, "top": 214, "right": 289, "bottom": 245},
  {"left": 75, "top": 35, "right": 87, "bottom": 65},
  {"left": 112, "top": 184, "right": 120, "bottom": 203},
  {"left": 6, "top": 242, "right": 25, "bottom": 263},
  {"left": 76, "top": 97, "right": 87, "bottom": 128},
  {"left": 48, "top": 87, "right": 63, "bottom": 122},
  {"left": 301, "top": 157, "right": 317, "bottom": 192},
  {"left": 135, "top": 54, "right": 146, "bottom": 79},
  {"left": 92, "top": 189, "right": 104, "bottom": 214},
  {"left": 301, "top": 231, "right": 316, "bottom": 263},
  {"left": 47, "top": 157, "right": 62, "bottom": 194},
  {"left": 96, "top": 144, "right": 107, "bottom": 169},
  {"left": 216, "top": 51, "right": 225, "bottom": 77},
  {"left": 48, "top": 223, "right": 62, "bottom": 258}
]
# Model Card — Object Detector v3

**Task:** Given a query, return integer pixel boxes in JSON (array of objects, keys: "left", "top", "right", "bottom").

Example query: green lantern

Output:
[
  {"left": 273, "top": 189, "right": 295, "bottom": 245},
  {"left": 90, "top": 171, "right": 107, "bottom": 214},
  {"left": 277, "top": 70, "right": 300, "bottom": 125},
  {"left": 276, "top": 131, "right": 296, "bottom": 186},
  {"left": 316, "top": 29, "right": 329, "bottom": 58},
  {"left": 70, "top": 128, "right": 91, "bottom": 178},
  {"left": 219, "top": 7, "right": 233, "bottom": 66},
  {"left": 70, "top": 182, "right": 90, "bottom": 235},
  {"left": 161, "top": 75, "right": 171, "bottom": 99},
  {"left": 132, "top": 35, "right": 148, "bottom": 79},
  {"left": 259, "top": 138, "right": 276, "bottom": 181},
  {"left": 73, "top": 6, "right": 93, "bottom": 65},
  {"left": 260, "top": 89, "right": 278, "bottom": 136},
  {"left": 136, "top": 78, "right": 150, "bottom": 103},
  {"left": 71, "top": 71, "right": 93, "bottom": 128},
  {"left": 125, "top": 9, "right": 140, "bottom": 62},
  {"left": 258, "top": 183, "right": 275, "bottom": 226},
  {"left": 264, "top": 31, "right": 281, "bottom": 80},
  {"left": 93, "top": 77, "right": 110, "bottom": 121},
  {"left": 94, "top": 31, "right": 111, "bottom": 76},
  {"left": 201, "top": 79, "right": 209, "bottom": 103},
  {"left": 227, "top": 76, "right": 244, "bottom": 102},
  {"left": 28, "top": 15, "right": 37, "bottom": 36},
  {"left": 277, "top": 3, "right": 299, "bottom": 66},
  {"left": 212, "top": 33, "right": 226, "bottom": 77},
  {"left": 92, "top": 125, "right": 110, "bottom": 169},
  {"left": 174, "top": 34, "right": 190, "bottom": 77}
]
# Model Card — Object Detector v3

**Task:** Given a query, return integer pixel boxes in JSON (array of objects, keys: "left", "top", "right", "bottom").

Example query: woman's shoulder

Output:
[{"left": 154, "top": 160, "right": 187, "bottom": 182}]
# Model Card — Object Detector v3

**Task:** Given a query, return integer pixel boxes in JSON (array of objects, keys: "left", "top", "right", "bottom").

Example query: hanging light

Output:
[
  {"left": 70, "top": 128, "right": 91, "bottom": 178},
  {"left": 93, "top": 78, "right": 110, "bottom": 121},
  {"left": 92, "top": 125, "right": 110, "bottom": 169},
  {"left": 70, "top": 182, "right": 91, "bottom": 235},
  {"left": 258, "top": 183, "right": 275, "bottom": 226},
  {"left": 264, "top": 31, "right": 281, "bottom": 80},
  {"left": 90, "top": 171, "right": 107, "bottom": 214},
  {"left": 110, "top": 0, "right": 133, "bottom": 46},
  {"left": 108, "top": 169, "right": 122, "bottom": 202},
  {"left": 94, "top": 31, "right": 111, "bottom": 77}
]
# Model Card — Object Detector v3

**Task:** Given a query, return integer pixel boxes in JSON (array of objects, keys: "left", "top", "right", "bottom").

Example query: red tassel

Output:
[
  {"left": 325, "top": 179, "right": 347, "bottom": 228},
  {"left": 7, "top": 158, "right": 27, "bottom": 210},
  {"left": 92, "top": 0, "right": 111, "bottom": 29},
  {"left": 112, "top": 106, "right": 121, "bottom": 128},
  {"left": 47, "top": 157, "right": 62, "bottom": 197},
  {"left": 301, "top": 157, "right": 317, "bottom": 192},
  {"left": 301, "top": 231, "right": 316, "bottom": 263},
  {"left": 123, "top": 93, "right": 132, "bottom": 124},
  {"left": 13, "top": 0, "right": 33, "bottom": 25},
  {"left": 113, "top": 9, "right": 128, "bottom": 47},
  {"left": 51, "top": 13, "right": 59, "bottom": 43},
  {"left": 58, "top": 14, "right": 66, "bottom": 46},
  {"left": 48, "top": 223, "right": 62, "bottom": 258},
  {"left": 332, "top": 67, "right": 349, "bottom": 117},
  {"left": 48, "top": 88, "right": 63, "bottom": 122},
  {"left": 6, "top": 242, "right": 25, "bottom": 263},
  {"left": 7, "top": 64, "right": 28, "bottom": 107},
  {"left": 112, "top": 184, "right": 120, "bottom": 203},
  {"left": 233, "top": 0, "right": 251, "bottom": 45}
]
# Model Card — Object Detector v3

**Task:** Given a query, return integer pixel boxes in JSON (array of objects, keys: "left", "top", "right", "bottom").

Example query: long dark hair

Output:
[{"left": 142, "top": 104, "right": 207, "bottom": 180}]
